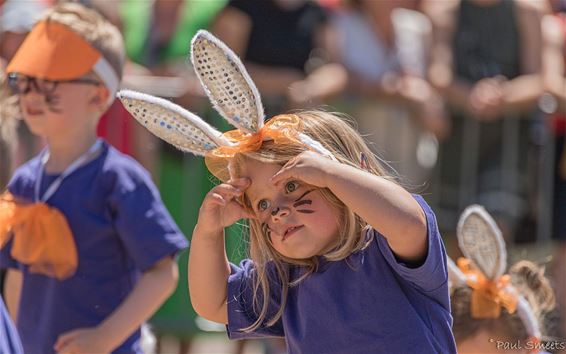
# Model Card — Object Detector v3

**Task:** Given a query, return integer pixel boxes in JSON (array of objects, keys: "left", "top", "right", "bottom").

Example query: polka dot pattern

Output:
[
  {"left": 192, "top": 36, "right": 263, "bottom": 133},
  {"left": 121, "top": 96, "right": 218, "bottom": 156}
]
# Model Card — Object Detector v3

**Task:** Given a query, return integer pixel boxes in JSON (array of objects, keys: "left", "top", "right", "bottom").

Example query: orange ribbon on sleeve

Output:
[
  {"left": 0, "top": 192, "right": 78, "bottom": 280},
  {"left": 457, "top": 257, "right": 518, "bottom": 319}
]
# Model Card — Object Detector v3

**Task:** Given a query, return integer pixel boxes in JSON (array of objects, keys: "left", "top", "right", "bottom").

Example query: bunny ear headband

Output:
[
  {"left": 118, "top": 30, "right": 335, "bottom": 181},
  {"left": 448, "top": 205, "right": 542, "bottom": 344}
]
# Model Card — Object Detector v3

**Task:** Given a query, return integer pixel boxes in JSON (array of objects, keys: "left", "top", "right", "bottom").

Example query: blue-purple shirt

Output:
[
  {"left": 0, "top": 296, "right": 23, "bottom": 354},
  {"left": 227, "top": 195, "right": 456, "bottom": 354},
  {"left": 0, "top": 141, "right": 188, "bottom": 354}
]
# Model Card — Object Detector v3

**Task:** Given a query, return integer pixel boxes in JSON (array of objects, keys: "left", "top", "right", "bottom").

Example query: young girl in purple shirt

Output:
[{"left": 120, "top": 30, "right": 457, "bottom": 354}]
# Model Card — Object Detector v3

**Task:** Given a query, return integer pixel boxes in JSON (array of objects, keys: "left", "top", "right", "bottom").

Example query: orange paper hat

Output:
[
  {"left": 0, "top": 192, "right": 78, "bottom": 280},
  {"left": 6, "top": 20, "right": 119, "bottom": 105},
  {"left": 118, "top": 30, "right": 335, "bottom": 182},
  {"left": 447, "top": 206, "right": 542, "bottom": 343}
]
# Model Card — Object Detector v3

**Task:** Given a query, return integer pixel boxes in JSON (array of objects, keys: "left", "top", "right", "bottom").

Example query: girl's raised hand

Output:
[
  {"left": 196, "top": 178, "right": 255, "bottom": 236},
  {"left": 270, "top": 151, "right": 334, "bottom": 188}
]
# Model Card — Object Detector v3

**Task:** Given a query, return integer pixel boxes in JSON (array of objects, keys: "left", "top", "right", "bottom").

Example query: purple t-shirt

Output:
[
  {"left": 227, "top": 195, "right": 456, "bottom": 354},
  {"left": 0, "top": 297, "right": 23, "bottom": 354},
  {"left": 0, "top": 141, "right": 188, "bottom": 354}
]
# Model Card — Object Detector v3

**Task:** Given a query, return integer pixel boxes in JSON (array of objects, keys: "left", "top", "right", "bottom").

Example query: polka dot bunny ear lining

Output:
[
  {"left": 190, "top": 30, "right": 264, "bottom": 134},
  {"left": 118, "top": 90, "right": 232, "bottom": 156},
  {"left": 118, "top": 30, "right": 334, "bottom": 164}
]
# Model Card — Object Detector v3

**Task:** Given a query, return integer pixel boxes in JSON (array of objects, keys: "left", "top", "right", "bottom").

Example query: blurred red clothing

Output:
[{"left": 97, "top": 100, "right": 134, "bottom": 155}]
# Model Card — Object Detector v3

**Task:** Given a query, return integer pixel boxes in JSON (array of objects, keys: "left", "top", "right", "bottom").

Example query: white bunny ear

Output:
[
  {"left": 457, "top": 205, "right": 507, "bottom": 281},
  {"left": 447, "top": 257, "right": 468, "bottom": 287},
  {"left": 190, "top": 30, "right": 264, "bottom": 134},
  {"left": 118, "top": 90, "right": 231, "bottom": 156}
]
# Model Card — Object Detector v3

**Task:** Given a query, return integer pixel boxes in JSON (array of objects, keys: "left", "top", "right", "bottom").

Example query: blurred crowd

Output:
[{"left": 1, "top": 0, "right": 565, "bottom": 353}]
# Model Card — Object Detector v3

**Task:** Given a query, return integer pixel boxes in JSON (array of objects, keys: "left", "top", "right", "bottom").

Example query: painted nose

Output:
[{"left": 270, "top": 206, "right": 290, "bottom": 220}]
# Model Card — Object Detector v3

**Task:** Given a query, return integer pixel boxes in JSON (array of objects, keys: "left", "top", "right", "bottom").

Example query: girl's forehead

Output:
[
  {"left": 239, "top": 159, "right": 282, "bottom": 180},
  {"left": 239, "top": 160, "right": 283, "bottom": 200}
]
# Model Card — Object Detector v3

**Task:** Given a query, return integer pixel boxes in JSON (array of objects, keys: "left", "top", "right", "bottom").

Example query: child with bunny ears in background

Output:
[
  {"left": 448, "top": 206, "right": 560, "bottom": 354},
  {"left": 119, "top": 30, "right": 456, "bottom": 353}
]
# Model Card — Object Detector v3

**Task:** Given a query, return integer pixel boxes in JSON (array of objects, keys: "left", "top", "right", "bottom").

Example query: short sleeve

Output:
[
  {"left": 111, "top": 178, "right": 188, "bottom": 272},
  {"left": 375, "top": 195, "right": 448, "bottom": 293},
  {"left": 227, "top": 259, "right": 285, "bottom": 339}
]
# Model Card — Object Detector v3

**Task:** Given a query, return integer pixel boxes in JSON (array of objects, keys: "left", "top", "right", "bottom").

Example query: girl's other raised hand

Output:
[
  {"left": 196, "top": 178, "right": 255, "bottom": 236},
  {"left": 270, "top": 151, "right": 334, "bottom": 189}
]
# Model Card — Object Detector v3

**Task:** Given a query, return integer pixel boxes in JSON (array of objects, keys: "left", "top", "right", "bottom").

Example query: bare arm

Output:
[
  {"left": 97, "top": 256, "right": 178, "bottom": 343},
  {"left": 499, "top": 74, "right": 544, "bottom": 114},
  {"left": 542, "top": 14, "right": 566, "bottom": 110},
  {"left": 188, "top": 178, "right": 252, "bottom": 325},
  {"left": 494, "top": 0, "right": 547, "bottom": 114},
  {"left": 188, "top": 227, "right": 230, "bottom": 324},
  {"left": 4, "top": 269, "right": 22, "bottom": 323},
  {"left": 55, "top": 256, "right": 179, "bottom": 352},
  {"left": 325, "top": 162, "right": 427, "bottom": 262}
]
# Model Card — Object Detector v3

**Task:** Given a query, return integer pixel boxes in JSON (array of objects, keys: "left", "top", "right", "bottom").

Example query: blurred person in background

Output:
[
  {"left": 212, "top": 0, "right": 347, "bottom": 116},
  {"left": 542, "top": 0, "right": 566, "bottom": 348},
  {"left": 0, "top": 0, "right": 49, "bottom": 173},
  {"left": 424, "top": 0, "right": 549, "bottom": 249},
  {"left": 330, "top": 0, "right": 448, "bottom": 187}
]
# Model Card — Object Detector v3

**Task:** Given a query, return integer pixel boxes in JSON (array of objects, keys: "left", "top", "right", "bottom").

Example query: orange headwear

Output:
[
  {"left": 210, "top": 114, "right": 303, "bottom": 158},
  {"left": 457, "top": 257, "right": 518, "bottom": 319},
  {"left": 204, "top": 114, "right": 310, "bottom": 180},
  {"left": 0, "top": 192, "right": 78, "bottom": 280},
  {"left": 6, "top": 20, "right": 119, "bottom": 105}
]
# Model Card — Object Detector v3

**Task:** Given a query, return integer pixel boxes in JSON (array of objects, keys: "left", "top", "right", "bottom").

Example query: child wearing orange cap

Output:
[{"left": 0, "top": 3, "right": 187, "bottom": 353}]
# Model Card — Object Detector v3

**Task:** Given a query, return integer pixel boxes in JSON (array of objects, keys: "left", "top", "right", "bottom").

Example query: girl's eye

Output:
[
  {"left": 285, "top": 181, "right": 299, "bottom": 193},
  {"left": 258, "top": 199, "right": 270, "bottom": 211}
]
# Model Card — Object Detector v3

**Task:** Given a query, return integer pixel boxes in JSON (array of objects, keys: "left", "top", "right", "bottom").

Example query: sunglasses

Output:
[{"left": 7, "top": 73, "right": 101, "bottom": 95}]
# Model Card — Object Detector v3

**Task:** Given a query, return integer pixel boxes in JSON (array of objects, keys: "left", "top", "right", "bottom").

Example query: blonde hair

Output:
[
  {"left": 40, "top": 3, "right": 125, "bottom": 80},
  {"left": 451, "top": 260, "right": 556, "bottom": 343},
  {"left": 229, "top": 110, "right": 396, "bottom": 332}
]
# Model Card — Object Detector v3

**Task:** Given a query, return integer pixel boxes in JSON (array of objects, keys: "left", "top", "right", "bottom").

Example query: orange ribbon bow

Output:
[
  {"left": 209, "top": 114, "right": 304, "bottom": 158},
  {"left": 457, "top": 257, "right": 518, "bottom": 319},
  {"left": 0, "top": 192, "right": 78, "bottom": 280}
]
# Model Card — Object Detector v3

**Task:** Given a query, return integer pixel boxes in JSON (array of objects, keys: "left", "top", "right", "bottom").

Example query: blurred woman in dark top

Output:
[
  {"left": 212, "top": 0, "right": 347, "bottom": 115},
  {"left": 424, "top": 0, "right": 549, "bottom": 244}
]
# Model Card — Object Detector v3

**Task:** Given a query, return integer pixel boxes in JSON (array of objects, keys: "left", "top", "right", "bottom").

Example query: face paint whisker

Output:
[
  {"left": 293, "top": 200, "right": 312, "bottom": 208},
  {"left": 294, "top": 189, "right": 314, "bottom": 203},
  {"left": 297, "top": 210, "right": 315, "bottom": 214}
]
